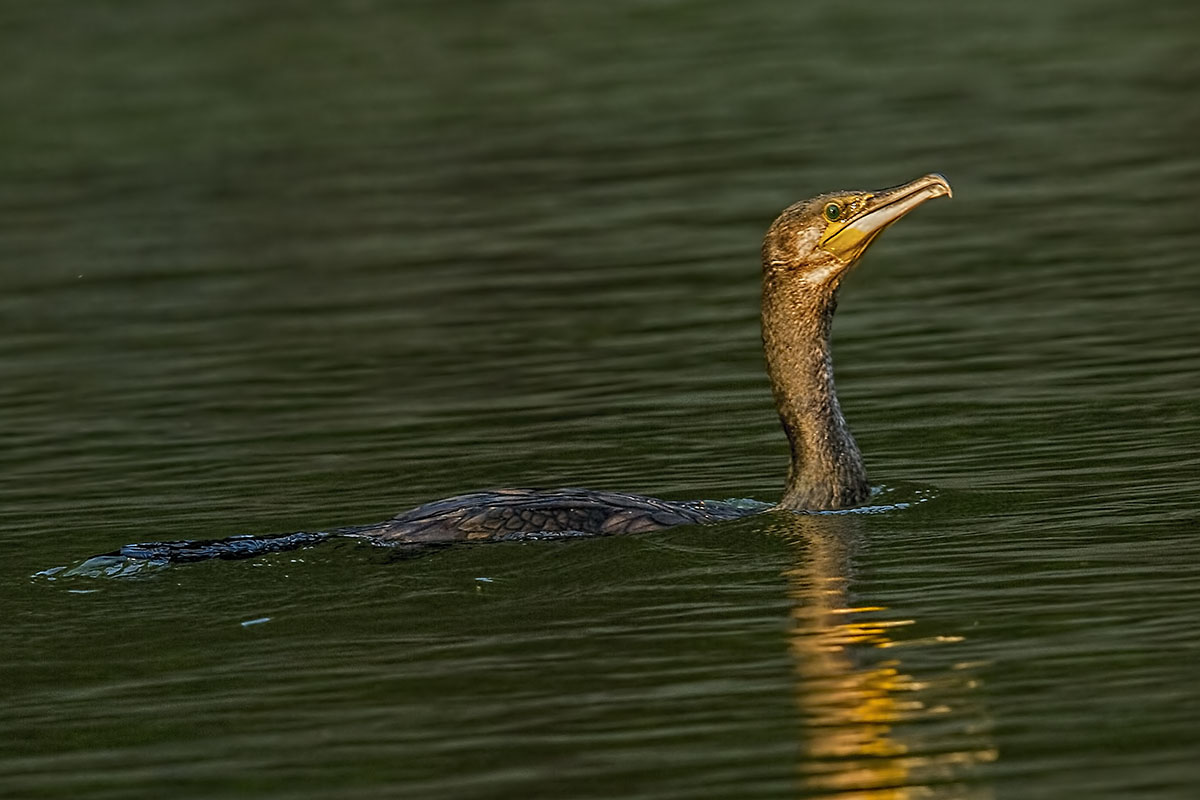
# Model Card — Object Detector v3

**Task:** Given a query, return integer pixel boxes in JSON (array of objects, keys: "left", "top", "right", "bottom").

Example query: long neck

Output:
[{"left": 761, "top": 272, "right": 869, "bottom": 510}]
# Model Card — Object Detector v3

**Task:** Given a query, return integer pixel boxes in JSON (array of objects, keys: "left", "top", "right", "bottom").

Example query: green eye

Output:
[{"left": 824, "top": 202, "right": 842, "bottom": 222}]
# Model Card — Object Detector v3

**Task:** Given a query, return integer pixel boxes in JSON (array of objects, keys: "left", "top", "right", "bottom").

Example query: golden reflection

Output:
[{"left": 772, "top": 512, "right": 996, "bottom": 799}]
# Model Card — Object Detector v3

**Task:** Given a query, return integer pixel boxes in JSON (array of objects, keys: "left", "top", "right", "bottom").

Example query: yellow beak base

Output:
[{"left": 818, "top": 174, "right": 952, "bottom": 263}]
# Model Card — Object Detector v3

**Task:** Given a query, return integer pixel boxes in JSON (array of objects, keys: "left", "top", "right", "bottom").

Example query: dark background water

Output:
[{"left": 3, "top": 2, "right": 1199, "bottom": 798}]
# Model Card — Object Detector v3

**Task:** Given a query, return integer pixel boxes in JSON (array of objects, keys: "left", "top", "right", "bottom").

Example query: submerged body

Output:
[
  {"left": 117, "top": 490, "right": 761, "bottom": 561},
  {"left": 112, "top": 175, "right": 952, "bottom": 563},
  {"left": 372, "top": 489, "right": 755, "bottom": 542}
]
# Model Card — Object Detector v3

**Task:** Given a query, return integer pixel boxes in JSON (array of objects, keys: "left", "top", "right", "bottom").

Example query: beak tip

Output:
[{"left": 925, "top": 172, "right": 953, "bottom": 199}]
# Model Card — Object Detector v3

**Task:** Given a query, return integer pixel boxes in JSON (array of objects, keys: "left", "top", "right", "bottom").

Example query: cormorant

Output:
[{"left": 113, "top": 174, "right": 952, "bottom": 562}]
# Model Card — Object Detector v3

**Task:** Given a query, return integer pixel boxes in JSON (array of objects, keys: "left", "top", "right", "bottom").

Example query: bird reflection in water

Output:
[{"left": 771, "top": 512, "right": 997, "bottom": 799}]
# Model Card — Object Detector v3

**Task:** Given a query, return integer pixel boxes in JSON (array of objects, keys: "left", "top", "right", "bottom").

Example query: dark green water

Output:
[{"left": 4, "top": 2, "right": 1199, "bottom": 798}]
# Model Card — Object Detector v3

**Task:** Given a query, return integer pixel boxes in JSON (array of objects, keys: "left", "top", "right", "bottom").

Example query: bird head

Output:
[{"left": 763, "top": 173, "right": 952, "bottom": 286}]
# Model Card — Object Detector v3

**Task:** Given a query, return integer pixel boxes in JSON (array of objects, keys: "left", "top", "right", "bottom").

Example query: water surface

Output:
[{"left": 3, "top": 2, "right": 1199, "bottom": 798}]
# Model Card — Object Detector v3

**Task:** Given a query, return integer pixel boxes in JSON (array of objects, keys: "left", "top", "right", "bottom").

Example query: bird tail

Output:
[{"left": 111, "top": 530, "right": 340, "bottom": 563}]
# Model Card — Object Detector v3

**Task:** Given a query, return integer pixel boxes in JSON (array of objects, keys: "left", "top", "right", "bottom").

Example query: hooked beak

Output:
[{"left": 819, "top": 173, "right": 953, "bottom": 263}]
